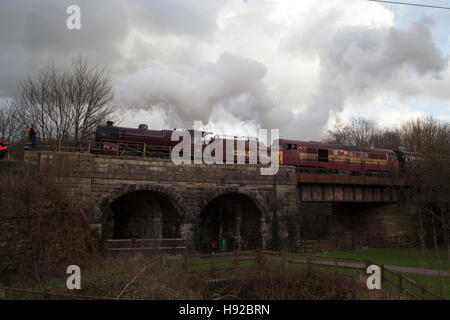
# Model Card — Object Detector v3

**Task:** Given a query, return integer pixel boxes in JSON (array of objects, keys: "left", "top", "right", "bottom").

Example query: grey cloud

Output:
[
  {"left": 115, "top": 15, "right": 448, "bottom": 141},
  {"left": 283, "top": 16, "right": 448, "bottom": 139},
  {"left": 115, "top": 53, "right": 285, "bottom": 130},
  {"left": 0, "top": 0, "right": 224, "bottom": 97},
  {"left": 1, "top": 1, "right": 448, "bottom": 141}
]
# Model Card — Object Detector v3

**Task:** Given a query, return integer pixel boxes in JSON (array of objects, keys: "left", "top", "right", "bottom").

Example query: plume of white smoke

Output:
[
  {"left": 115, "top": 17, "right": 447, "bottom": 140},
  {"left": 115, "top": 53, "right": 293, "bottom": 135}
]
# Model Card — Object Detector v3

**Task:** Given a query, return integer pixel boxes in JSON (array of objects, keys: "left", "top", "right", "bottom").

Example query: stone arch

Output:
[
  {"left": 99, "top": 184, "right": 192, "bottom": 241},
  {"left": 200, "top": 187, "right": 271, "bottom": 220},
  {"left": 198, "top": 187, "right": 270, "bottom": 251}
]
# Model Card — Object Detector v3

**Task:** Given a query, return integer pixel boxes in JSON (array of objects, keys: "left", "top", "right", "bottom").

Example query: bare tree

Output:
[
  {"left": 18, "top": 65, "right": 71, "bottom": 142},
  {"left": 327, "top": 117, "right": 376, "bottom": 147},
  {"left": 0, "top": 99, "right": 21, "bottom": 141},
  {"left": 398, "top": 117, "right": 450, "bottom": 155},
  {"left": 371, "top": 129, "right": 402, "bottom": 150},
  {"left": 328, "top": 116, "right": 449, "bottom": 154},
  {"left": 66, "top": 56, "right": 114, "bottom": 140},
  {"left": 16, "top": 56, "right": 114, "bottom": 143}
]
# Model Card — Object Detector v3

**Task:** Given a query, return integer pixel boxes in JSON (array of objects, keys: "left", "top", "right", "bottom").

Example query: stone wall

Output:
[
  {"left": 24, "top": 150, "right": 300, "bottom": 251},
  {"left": 329, "top": 203, "right": 418, "bottom": 249}
]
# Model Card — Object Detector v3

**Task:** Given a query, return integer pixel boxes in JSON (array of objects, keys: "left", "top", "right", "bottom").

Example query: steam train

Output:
[
  {"left": 94, "top": 121, "right": 422, "bottom": 175},
  {"left": 95, "top": 121, "right": 269, "bottom": 163}
]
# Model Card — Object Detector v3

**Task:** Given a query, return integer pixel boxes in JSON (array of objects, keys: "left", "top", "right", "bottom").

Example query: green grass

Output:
[
  {"left": 181, "top": 249, "right": 450, "bottom": 299},
  {"left": 298, "top": 248, "right": 450, "bottom": 299},
  {"left": 293, "top": 260, "right": 449, "bottom": 299},
  {"left": 395, "top": 272, "right": 450, "bottom": 299},
  {"left": 4, "top": 249, "right": 449, "bottom": 300},
  {"left": 320, "top": 248, "right": 449, "bottom": 270}
]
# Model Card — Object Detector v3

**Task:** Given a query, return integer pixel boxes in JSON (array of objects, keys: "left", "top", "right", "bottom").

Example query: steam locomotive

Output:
[
  {"left": 94, "top": 121, "right": 424, "bottom": 174},
  {"left": 95, "top": 121, "right": 269, "bottom": 163}
]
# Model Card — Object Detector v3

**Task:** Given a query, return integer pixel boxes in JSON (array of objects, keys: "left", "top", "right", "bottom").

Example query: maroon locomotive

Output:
[
  {"left": 95, "top": 121, "right": 268, "bottom": 163},
  {"left": 95, "top": 121, "right": 402, "bottom": 174}
]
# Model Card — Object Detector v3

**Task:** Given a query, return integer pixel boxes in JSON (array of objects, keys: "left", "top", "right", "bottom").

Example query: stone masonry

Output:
[
  {"left": 24, "top": 150, "right": 299, "bottom": 250},
  {"left": 23, "top": 150, "right": 418, "bottom": 251}
]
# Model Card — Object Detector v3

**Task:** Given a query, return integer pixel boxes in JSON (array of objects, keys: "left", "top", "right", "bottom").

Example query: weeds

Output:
[{"left": 0, "top": 166, "right": 94, "bottom": 285}]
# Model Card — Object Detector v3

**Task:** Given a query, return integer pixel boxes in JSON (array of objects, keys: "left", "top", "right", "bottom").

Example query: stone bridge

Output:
[{"left": 24, "top": 150, "right": 417, "bottom": 251}]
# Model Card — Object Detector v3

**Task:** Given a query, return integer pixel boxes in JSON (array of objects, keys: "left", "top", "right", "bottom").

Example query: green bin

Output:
[{"left": 219, "top": 238, "right": 227, "bottom": 251}]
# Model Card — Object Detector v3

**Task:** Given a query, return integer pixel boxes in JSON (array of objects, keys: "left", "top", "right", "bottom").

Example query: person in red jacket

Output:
[{"left": 0, "top": 137, "right": 8, "bottom": 159}]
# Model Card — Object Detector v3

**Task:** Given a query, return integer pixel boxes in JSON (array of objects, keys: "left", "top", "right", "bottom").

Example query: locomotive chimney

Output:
[
  {"left": 106, "top": 121, "right": 114, "bottom": 127},
  {"left": 138, "top": 124, "right": 148, "bottom": 130}
]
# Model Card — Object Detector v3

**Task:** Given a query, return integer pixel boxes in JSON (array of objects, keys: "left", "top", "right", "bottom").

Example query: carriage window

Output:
[
  {"left": 293, "top": 144, "right": 297, "bottom": 150},
  {"left": 287, "top": 144, "right": 292, "bottom": 150},
  {"left": 374, "top": 154, "right": 383, "bottom": 159},
  {"left": 349, "top": 152, "right": 354, "bottom": 157},
  {"left": 334, "top": 150, "right": 338, "bottom": 156},
  {"left": 283, "top": 144, "right": 288, "bottom": 150}
]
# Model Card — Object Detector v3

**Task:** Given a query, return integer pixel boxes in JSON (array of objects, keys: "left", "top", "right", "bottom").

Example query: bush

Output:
[{"left": 0, "top": 165, "right": 94, "bottom": 284}]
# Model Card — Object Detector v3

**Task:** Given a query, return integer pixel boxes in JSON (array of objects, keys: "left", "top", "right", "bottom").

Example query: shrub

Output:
[{"left": 0, "top": 165, "right": 94, "bottom": 284}]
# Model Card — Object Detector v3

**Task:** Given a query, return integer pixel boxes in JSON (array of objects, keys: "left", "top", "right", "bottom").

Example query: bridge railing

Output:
[
  {"left": 296, "top": 166, "right": 404, "bottom": 186},
  {"left": 35, "top": 139, "right": 94, "bottom": 153},
  {"left": 36, "top": 139, "right": 172, "bottom": 159}
]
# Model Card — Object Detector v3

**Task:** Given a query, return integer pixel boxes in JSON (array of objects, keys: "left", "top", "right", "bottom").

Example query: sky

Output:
[{"left": 0, "top": 0, "right": 449, "bottom": 140}]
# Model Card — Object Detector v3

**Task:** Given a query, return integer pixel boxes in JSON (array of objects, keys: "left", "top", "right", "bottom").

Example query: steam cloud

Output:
[
  {"left": 0, "top": 1, "right": 449, "bottom": 140},
  {"left": 116, "top": 16, "right": 447, "bottom": 139}
]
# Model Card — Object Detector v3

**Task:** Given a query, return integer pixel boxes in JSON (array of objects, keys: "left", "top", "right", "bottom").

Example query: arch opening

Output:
[
  {"left": 104, "top": 190, "right": 181, "bottom": 239},
  {"left": 199, "top": 193, "right": 263, "bottom": 251}
]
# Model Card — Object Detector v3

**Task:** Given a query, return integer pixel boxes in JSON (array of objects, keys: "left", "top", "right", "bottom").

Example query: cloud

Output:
[
  {"left": 282, "top": 15, "right": 448, "bottom": 139},
  {"left": 115, "top": 53, "right": 289, "bottom": 131},
  {"left": 0, "top": 0, "right": 225, "bottom": 97},
  {"left": 1, "top": 0, "right": 449, "bottom": 140},
  {"left": 114, "top": 1, "right": 448, "bottom": 139}
]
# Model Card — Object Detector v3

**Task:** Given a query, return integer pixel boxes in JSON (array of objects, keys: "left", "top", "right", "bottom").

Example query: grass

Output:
[
  {"left": 3, "top": 256, "right": 382, "bottom": 300},
  {"left": 3, "top": 249, "right": 449, "bottom": 300},
  {"left": 395, "top": 271, "right": 450, "bottom": 299},
  {"left": 283, "top": 248, "right": 450, "bottom": 299},
  {"left": 311, "top": 263, "right": 449, "bottom": 299},
  {"left": 281, "top": 248, "right": 450, "bottom": 300},
  {"left": 320, "top": 248, "right": 449, "bottom": 270}
]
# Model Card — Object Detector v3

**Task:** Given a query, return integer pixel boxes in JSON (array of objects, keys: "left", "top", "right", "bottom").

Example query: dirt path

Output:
[{"left": 309, "top": 259, "right": 449, "bottom": 276}]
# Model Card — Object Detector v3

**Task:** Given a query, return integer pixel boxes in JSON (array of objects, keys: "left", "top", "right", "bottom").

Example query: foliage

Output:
[{"left": 0, "top": 165, "right": 95, "bottom": 285}]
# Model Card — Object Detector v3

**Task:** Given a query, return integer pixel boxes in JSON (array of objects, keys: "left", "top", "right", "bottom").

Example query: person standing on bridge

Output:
[
  {"left": 0, "top": 137, "right": 8, "bottom": 159},
  {"left": 28, "top": 124, "right": 37, "bottom": 149}
]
